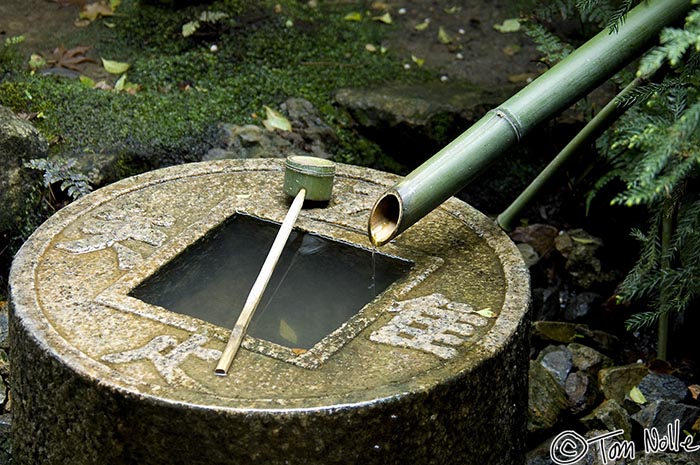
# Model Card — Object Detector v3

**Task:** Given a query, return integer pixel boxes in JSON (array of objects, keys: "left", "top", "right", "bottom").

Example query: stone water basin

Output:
[{"left": 9, "top": 159, "right": 529, "bottom": 465}]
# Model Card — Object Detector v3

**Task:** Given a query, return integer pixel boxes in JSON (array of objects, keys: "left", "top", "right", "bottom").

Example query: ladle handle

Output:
[{"left": 215, "top": 188, "right": 307, "bottom": 376}]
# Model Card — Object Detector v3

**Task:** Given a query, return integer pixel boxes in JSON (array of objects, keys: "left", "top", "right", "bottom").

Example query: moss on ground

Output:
[{"left": 0, "top": 0, "right": 432, "bottom": 179}]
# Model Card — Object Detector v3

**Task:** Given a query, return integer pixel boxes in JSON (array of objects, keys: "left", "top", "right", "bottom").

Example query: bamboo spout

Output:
[{"left": 369, "top": 0, "right": 692, "bottom": 247}]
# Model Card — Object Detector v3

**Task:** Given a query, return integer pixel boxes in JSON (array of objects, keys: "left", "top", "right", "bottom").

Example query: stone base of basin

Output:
[{"left": 10, "top": 159, "right": 529, "bottom": 465}]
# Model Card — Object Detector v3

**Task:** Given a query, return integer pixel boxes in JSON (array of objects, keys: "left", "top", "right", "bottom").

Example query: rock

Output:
[
  {"left": 528, "top": 360, "right": 569, "bottom": 434},
  {"left": 564, "top": 291, "right": 601, "bottom": 322},
  {"left": 598, "top": 364, "right": 649, "bottom": 404},
  {"left": 637, "top": 372, "right": 688, "bottom": 403},
  {"left": 205, "top": 98, "right": 336, "bottom": 161},
  {"left": 580, "top": 400, "right": 633, "bottom": 441},
  {"left": 538, "top": 345, "right": 573, "bottom": 387},
  {"left": 532, "top": 321, "right": 619, "bottom": 354},
  {"left": 566, "top": 371, "right": 601, "bottom": 415},
  {"left": 0, "top": 350, "right": 8, "bottom": 378},
  {"left": 631, "top": 400, "right": 700, "bottom": 432},
  {"left": 334, "top": 82, "right": 516, "bottom": 165},
  {"left": 582, "top": 429, "right": 632, "bottom": 465},
  {"left": 532, "top": 321, "right": 588, "bottom": 344},
  {"left": 554, "top": 229, "right": 616, "bottom": 289},
  {"left": 569, "top": 343, "right": 614, "bottom": 374},
  {"left": 517, "top": 243, "right": 539, "bottom": 267},
  {"left": 531, "top": 286, "right": 560, "bottom": 321},
  {"left": 0, "top": 105, "right": 48, "bottom": 234},
  {"left": 634, "top": 451, "right": 700, "bottom": 465}
]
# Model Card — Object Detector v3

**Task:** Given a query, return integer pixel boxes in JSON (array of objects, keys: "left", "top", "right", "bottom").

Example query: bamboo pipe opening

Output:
[{"left": 368, "top": 191, "right": 402, "bottom": 247}]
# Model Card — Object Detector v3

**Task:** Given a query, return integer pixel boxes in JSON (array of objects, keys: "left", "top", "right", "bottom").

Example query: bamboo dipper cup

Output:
[{"left": 215, "top": 156, "right": 336, "bottom": 376}]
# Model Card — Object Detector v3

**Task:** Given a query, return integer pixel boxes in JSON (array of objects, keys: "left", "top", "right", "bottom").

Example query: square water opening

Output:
[{"left": 131, "top": 214, "right": 413, "bottom": 349}]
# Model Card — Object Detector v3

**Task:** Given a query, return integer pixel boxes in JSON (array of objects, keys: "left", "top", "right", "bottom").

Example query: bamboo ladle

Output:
[{"left": 215, "top": 156, "right": 336, "bottom": 376}]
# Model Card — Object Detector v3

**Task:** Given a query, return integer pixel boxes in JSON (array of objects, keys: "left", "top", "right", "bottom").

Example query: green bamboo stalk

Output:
[
  {"left": 657, "top": 198, "right": 678, "bottom": 361},
  {"left": 496, "top": 78, "right": 642, "bottom": 232},
  {"left": 368, "top": 0, "right": 693, "bottom": 246}
]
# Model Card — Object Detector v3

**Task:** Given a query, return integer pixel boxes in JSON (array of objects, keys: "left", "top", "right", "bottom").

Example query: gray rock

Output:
[
  {"left": 564, "top": 291, "right": 601, "bottom": 321},
  {"left": 634, "top": 451, "right": 700, "bottom": 464},
  {"left": 631, "top": 400, "right": 700, "bottom": 432},
  {"left": 582, "top": 429, "right": 632, "bottom": 465},
  {"left": 553, "top": 229, "right": 616, "bottom": 289},
  {"left": 637, "top": 372, "right": 688, "bottom": 403},
  {"left": 0, "top": 105, "right": 48, "bottom": 233},
  {"left": 528, "top": 360, "right": 569, "bottom": 434},
  {"left": 580, "top": 400, "right": 632, "bottom": 441},
  {"left": 538, "top": 345, "right": 573, "bottom": 387},
  {"left": 334, "top": 82, "right": 516, "bottom": 164},
  {"left": 531, "top": 286, "right": 560, "bottom": 321},
  {"left": 205, "top": 98, "right": 335, "bottom": 161},
  {"left": 0, "top": 350, "right": 8, "bottom": 378},
  {"left": 569, "top": 343, "right": 614, "bottom": 374},
  {"left": 599, "top": 364, "right": 649, "bottom": 404},
  {"left": 566, "top": 371, "right": 601, "bottom": 415}
]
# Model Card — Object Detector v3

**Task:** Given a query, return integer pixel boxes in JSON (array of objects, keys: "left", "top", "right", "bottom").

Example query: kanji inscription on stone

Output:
[
  {"left": 101, "top": 334, "right": 221, "bottom": 390},
  {"left": 56, "top": 207, "right": 175, "bottom": 269},
  {"left": 369, "top": 293, "right": 491, "bottom": 359}
]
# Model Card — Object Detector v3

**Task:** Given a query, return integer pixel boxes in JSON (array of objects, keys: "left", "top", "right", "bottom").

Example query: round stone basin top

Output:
[{"left": 10, "top": 159, "right": 529, "bottom": 411}]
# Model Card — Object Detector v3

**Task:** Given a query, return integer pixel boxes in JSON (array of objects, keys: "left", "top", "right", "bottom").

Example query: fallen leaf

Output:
[
  {"left": 79, "top": 75, "right": 95, "bottom": 87},
  {"left": 508, "top": 72, "right": 536, "bottom": 83},
  {"left": 344, "top": 11, "right": 363, "bottom": 22},
  {"left": 365, "top": 43, "right": 377, "bottom": 52},
  {"left": 370, "top": 1, "right": 388, "bottom": 10},
  {"left": 476, "top": 308, "right": 496, "bottom": 318},
  {"left": 94, "top": 80, "right": 112, "bottom": 90},
  {"left": 80, "top": 1, "right": 113, "bottom": 21},
  {"left": 101, "top": 58, "right": 130, "bottom": 74},
  {"left": 411, "top": 55, "right": 425, "bottom": 67},
  {"left": 414, "top": 19, "right": 430, "bottom": 31},
  {"left": 503, "top": 44, "right": 521, "bottom": 56},
  {"left": 372, "top": 12, "right": 392, "bottom": 24},
  {"left": 47, "top": 45, "right": 96, "bottom": 72},
  {"left": 444, "top": 6, "right": 460, "bottom": 14},
  {"left": 291, "top": 348, "right": 308, "bottom": 356},
  {"left": 263, "top": 106, "right": 292, "bottom": 131},
  {"left": 629, "top": 386, "right": 647, "bottom": 404},
  {"left": 493, "top": 18, "right": 520, "bottom": 33},
  {"left": 114, "top": 74, "right": 127, "bottom": 92},
  {"left": 279, "top": 319, "right": 298, "bottom": 344},
  {"left": 689, "top": 384, "right": 700, "bottom": 400},
  {"left": 509, "top": 224, "right": 558, "bottom": 257},
  {"left": 438, "top": 26, "right": 452, "bottom": 44}
]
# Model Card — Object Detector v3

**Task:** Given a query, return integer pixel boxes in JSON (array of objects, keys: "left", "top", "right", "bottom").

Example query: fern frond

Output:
[
  {"left": 607, "top": 0, "right": 636, "bottom": 34},
  {"left": 625, "top": 311, "right": 660, "bottom": 331}
]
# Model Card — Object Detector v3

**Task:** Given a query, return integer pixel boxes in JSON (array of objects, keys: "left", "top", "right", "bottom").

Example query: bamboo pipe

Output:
[{"left": 368, "top": 0, "right": 692, "bottom": 246}]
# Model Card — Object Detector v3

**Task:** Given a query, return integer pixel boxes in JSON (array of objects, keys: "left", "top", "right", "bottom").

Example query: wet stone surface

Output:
[{"left": 9, "top": 159, "right": 529, "bottom": 465}]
